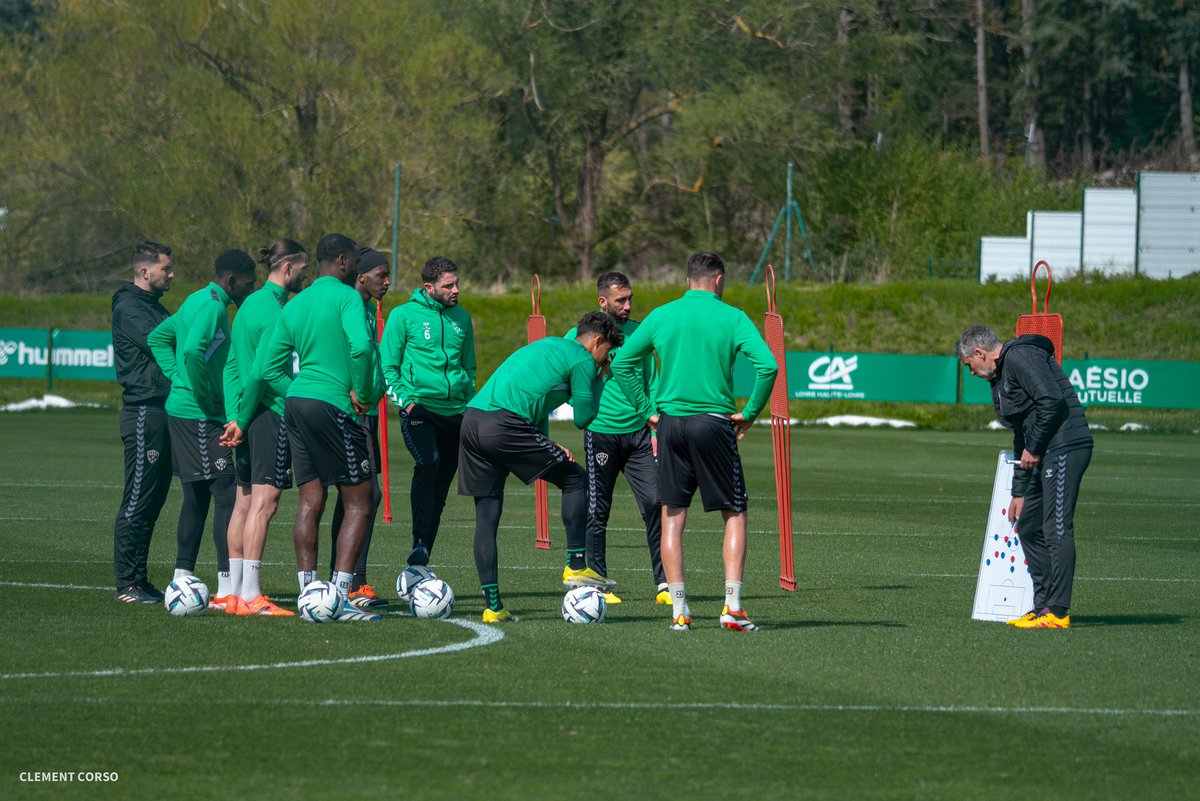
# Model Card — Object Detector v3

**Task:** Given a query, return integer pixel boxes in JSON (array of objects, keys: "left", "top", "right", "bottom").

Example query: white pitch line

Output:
[
  {"left": 202, "top": 697, "right": 1195, "bottom": 718},
  {"left": 0, "top": 618, "right": 503, "bottom": 681}
]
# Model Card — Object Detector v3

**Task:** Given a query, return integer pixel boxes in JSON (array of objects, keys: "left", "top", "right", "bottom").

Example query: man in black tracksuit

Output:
[
  {"left": 111, "top": 240, "right": 176, "bottom": 603},
  {"left": 959, "top": 326, "right": 1093, "bottom": 629}
]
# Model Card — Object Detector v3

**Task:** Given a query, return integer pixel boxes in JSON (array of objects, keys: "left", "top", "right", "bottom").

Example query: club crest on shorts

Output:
[
  {"left": 361, "top": 459, "right": 370, "bottom": 473},
  {"left": 146, "top": 449, "right": 160, "bottom": 464},
  {"left": 215, "top": 457, "right": 228, "bottom": 471},
  {"left": 594, "top": 452, "right": 609, "bottom": 466}
]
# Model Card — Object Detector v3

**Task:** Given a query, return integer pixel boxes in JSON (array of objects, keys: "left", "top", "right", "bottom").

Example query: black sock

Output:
[
  {"left": 1048, "top": 606, "right": 1069, "bottom": 617},
  {"left": 473, "top": 495, "right": 503, "bottom": 604}
]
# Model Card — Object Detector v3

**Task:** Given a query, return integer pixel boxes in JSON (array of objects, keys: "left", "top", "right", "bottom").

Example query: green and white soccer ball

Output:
[
  {"left": 164, "top": 575, "right": 210, "bottom": 617},
  {"left": 562, "top": 586, "right": 607, "bottom": 623},
  {"left": 410, "top": 578, "right": 454, "bottom": 619},
  {"left": 297, "top": 580, "right": 343, "bottom": 623},
  {"left": 396, "top": 566, "right": 435, "bottom": 600}
]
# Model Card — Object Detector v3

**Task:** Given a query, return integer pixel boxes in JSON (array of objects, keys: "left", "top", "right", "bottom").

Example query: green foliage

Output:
[{"left": 0, "top": 1, "right": 1197, "bottom": 292}]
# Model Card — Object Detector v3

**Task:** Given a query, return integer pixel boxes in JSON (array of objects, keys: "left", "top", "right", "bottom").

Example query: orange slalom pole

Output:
[
  {"left": 376, "top": 299, "right": 393, "bottom": 523},
  {"left": 528, "top": 275, "right": 551, "bottom": 549},
  {"left": 764, "top": 266, "right": 796, "bottom": 591}
]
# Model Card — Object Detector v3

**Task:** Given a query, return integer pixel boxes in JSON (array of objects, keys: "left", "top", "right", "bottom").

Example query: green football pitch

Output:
[{"left": 0, "top": 411, "right": 1197, "bottom": 800}]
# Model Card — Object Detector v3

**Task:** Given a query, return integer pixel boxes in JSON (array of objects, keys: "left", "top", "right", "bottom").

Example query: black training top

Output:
[
  {"left": 992, "top": 334, "right": 1093, "bottom": 496},
  {"left": 111, "top": 283, "right": 171, "bottom": 407}
]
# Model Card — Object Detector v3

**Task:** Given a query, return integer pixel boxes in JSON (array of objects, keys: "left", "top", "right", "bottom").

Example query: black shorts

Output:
[
  {"left": 234, "top": 407, "right": 293, "bottom": 489},
  {"left": 363, "top": 414, "right": 382, "bottom": 476},
  {"left": 168, "top": 415, "right": 234, "bottom": 483},
  {"left": 657, "top": 412, "right": 747, "bottom": 512},
  {"left": 457, "top": 408, "right": 567, "bottom": 497},
  {"left": 285, "top": 397, "right": 372, "bottom": 487}
]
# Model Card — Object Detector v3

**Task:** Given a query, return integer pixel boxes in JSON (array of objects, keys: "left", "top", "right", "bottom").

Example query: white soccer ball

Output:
[
  {"left": 409, "top": 578, "right": 454, "bottom": 619},
  {"left": 164, "top": 576, "right": 210, "bottom": 617},
  {"left": 562, "top": 586, "right": 607, "bottom": 624},
  {"left": 297, "top": 580, "right": 344, "bottom": 623},
  {"left": 396, "top": 566, "right": 436, "bottom": 600}
]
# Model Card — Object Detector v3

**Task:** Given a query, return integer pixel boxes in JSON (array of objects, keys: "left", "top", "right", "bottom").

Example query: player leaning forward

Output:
[
  {"left": 958, "top": 326, "right": 1092, "bottom": 630},
  {"left": 610, "top": 252, "right": 777, "bottom": 632},
  {"left": 257, "top": 234, "right": 381, "bottom": 622},
  {"left": 459, "top": 311, "right": 621, "bottom": 623}
]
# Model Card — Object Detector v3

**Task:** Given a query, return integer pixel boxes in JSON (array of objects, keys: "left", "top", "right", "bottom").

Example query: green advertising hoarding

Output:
[
  {"left": 961, "top": 358, "right": 1200, "bottom": 409},
  {"left": 735, "top": 351, "right": 959, "bottom": 404},
  {"left": 0, "top": 327, "right": 116, "bottom": 381}
]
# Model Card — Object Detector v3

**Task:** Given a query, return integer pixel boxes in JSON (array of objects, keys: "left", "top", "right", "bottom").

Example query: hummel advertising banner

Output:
[
  {"left": 960, "top": 358, "right": 1200, "bottom": 409},
  {"left": 735, "top": 351, "right": 960, "bottom": 404},
  {"left": 0, "top": 327, "right": 116, "bottom": 381}
]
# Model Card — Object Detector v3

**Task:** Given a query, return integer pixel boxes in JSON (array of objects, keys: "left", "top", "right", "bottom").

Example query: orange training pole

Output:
[
  {"left": 528, "top": 275, "right": 551, "bottom": 549},
  {"left": 764, "top": 266, "right": 796, "bottom": 591},
  {"left": 376, "top": 299, "right": 393, "bottom": 523}
]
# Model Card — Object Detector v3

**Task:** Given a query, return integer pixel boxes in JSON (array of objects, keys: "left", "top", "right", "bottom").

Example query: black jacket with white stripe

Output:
[{"left": 991, "top": 334, "right": 1093, "bottom": 496}]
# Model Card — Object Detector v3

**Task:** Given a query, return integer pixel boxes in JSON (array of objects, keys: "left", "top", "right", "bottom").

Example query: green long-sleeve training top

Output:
[
  {"left": 255, "top": 275, "right": 376, "bottom": 416},
  {"left": 147, "top": 281, "right": 233, "bottom": 423},
  {"left": 468, "top": 337, "right": 603, "bottom": 433},
  {"left": 610, "top": 289, "right": 778, "bottom": 422},
  {"left": 563, "top": 318, "right": 656, "bottom": 434},
  {"left": 223, "top": 281, "right": 288, "bottom": 429},
  {"left": 381, "top": 288, "right": 476, "bottom": 415}
]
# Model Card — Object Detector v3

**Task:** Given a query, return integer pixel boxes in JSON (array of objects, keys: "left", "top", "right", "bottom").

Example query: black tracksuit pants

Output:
[
  {"left": 113, "top": 405, "right": 173, "bottom": 587},
  {"left": 1017, "top": 446, "right": 1091, "bottom": 613},
  {"left": 584, "top": 427, "right": 664, "bottom": 585},
  {"left": 401, "top": 405, "right": 463, "bottom": 554}
]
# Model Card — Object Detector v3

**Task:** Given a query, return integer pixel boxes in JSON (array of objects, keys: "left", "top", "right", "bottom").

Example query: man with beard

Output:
[
  {"left": 381, "top": 256, "right": 476, "bottom": 568},
  {"left": 111, "top": 240, "right": 175, "bottom": 603},
  {"left": 563, "top": 272, "right": 665, "bottom": 605}
]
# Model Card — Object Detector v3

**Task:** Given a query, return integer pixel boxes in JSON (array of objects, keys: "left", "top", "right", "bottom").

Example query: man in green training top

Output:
[
  {"left": 330, "top": 246, "right": 391, "bottom": 609},
  {"left": 381, "top": 255, "right": 476, "bottom": 568},
  {"left": 564, "top": 271, "right": 665, "bottom": 605},
  {"left": 256, "top": 233, "right": 380, "bottom": 622},
  {"left": 459, "top": 311, "right": 621, "bottom": 623},
  {"left": 148, "top": 249, "right": 258, "bottom": 611},
  {"left": 611, "top": 251, "right": 778, "bottom": 632},
  {"left": 219, "top": 239, "right": 309, "bottom": 616}
]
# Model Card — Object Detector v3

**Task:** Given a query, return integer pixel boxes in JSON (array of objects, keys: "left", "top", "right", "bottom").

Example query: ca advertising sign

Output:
[
  {"left": 960, "top": 357, "right": 1200, "bottom": 409},
  {"left": 0, "top": 328, "right": 117, "bottom": 381},
  {"left": 735, "top": 351, "right": 960, "bottom": 404}
]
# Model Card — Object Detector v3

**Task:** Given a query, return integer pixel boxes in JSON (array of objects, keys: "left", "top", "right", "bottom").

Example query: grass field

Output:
[{"left": 0, "top": 411, "right": 1197, "bottom": 800}]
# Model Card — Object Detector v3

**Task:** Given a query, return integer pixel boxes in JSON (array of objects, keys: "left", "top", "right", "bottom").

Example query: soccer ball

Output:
[
  {"left": 409, "top": 578, "right": 454, "bottom": 619},
  {"left": 297, "top": 580, "right": 343, "bottom": 623},
  {"left": 396, "top": 566, "right": 435, "bottom": 600},
  {"left": 562, "top": 586, "right": 607, "bottom": 624},
  {"left": 164, "top": 576, "right": 209, "bottom": 617}
]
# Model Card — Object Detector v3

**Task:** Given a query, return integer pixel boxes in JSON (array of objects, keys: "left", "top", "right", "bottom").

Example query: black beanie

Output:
[{"left": 357, "top": 247, "right": 389, "bottom": 274}]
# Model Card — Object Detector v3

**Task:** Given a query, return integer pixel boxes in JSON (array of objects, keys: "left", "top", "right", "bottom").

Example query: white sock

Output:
[
  {"left": 173, "top": 568, "right": 194, "bottom": 582},
  {"left": 216, "top": 570, "right": 232, "bottom": 597},
  {"left": 297, "top": 570, "right": 316, "bottom": 593},
  {"left": 669, "top": 582, "right": 687, "bottom": 618},
  {"left": 333, "top": 571, "right": 353, "bottom": 600},
  {"left": 242, "top": 560, "right": 262, "bottom": 600},
  {"left": 725, "top": 580, "right": 743, "bottom": 612},
  {"left": 229, "top": 558, "right": 243, "bottom": 598}
]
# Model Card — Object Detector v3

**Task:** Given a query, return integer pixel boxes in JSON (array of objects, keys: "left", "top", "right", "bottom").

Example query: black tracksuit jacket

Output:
[
  {"left": 991, "top": 334, "right": 1093, "bottom": 496},
  {"left": 111, "top": 284, "right": 171, "bottom": 406}
]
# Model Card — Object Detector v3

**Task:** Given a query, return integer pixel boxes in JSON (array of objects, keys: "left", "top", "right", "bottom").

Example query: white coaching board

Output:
[{"left": 972, "top": 451, "right": 1034, "bottom": 622}]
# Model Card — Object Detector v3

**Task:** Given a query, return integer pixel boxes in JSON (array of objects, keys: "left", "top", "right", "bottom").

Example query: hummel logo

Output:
[
  {"left": 0, "top": 340, "right": 16, "bottom": 365},
  {"left": 1044, "top": 468, "right": 1054, "bottom": 478}
]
